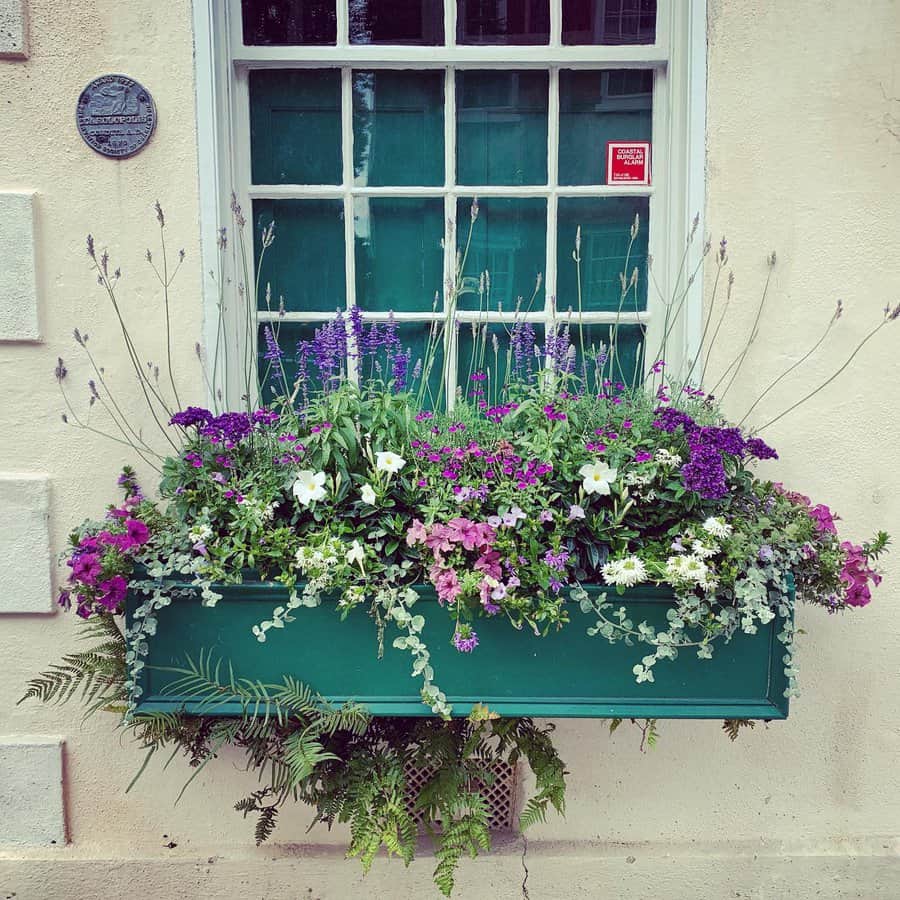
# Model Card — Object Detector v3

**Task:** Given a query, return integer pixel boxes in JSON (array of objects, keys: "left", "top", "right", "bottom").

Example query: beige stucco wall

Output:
[{"left": 1, "top": 1, "right": 898, "bottom": 897}]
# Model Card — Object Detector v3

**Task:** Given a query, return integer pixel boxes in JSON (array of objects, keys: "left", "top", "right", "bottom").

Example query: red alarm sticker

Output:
[{"left": 606, "top": 141, "right": 651, "bottom": 185}]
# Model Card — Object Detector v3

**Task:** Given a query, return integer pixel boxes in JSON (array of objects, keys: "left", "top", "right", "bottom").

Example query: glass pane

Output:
[
  {"left": 259, "top": 321, "right": 443, "bottom": 403},
  {"left": 349, "top": 0, "right": 444, "bottom": 44},
  {"left": 456, "top": 197, "right": 546, "bottom": 311},
  {"left": 253, "top": 199, "right": 346, "bottom": 312},
  {"left": 242, "top": 0, "right": 337, "bottom": 45},
  {"left": 562, "top": 0, "right": 656, "bottom": 45},
  {"left": 354, "top": 197, "right": 444, "bottom": 311},
  {"left": 556, "top": 197, "right": 650, "bottom": 313},
  {"left": 456, "top": 71, "right": 548, "bottom": 186},
  {"left": 559, "top": 69, "right": 653, "bottom": 185},
  {"left": 353, "top": 71, "right": 444, "bottom": 186},
  {"left": 457, "top": 0, "right": 550, "bottom": 45},
  {"left": 250, "top": 70, "right": 341, "bottom": 185}
]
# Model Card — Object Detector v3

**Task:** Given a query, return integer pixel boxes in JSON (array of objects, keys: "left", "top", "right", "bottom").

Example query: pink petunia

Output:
[{"left": 406, "top": 519, "right": 428, "bottom": 547}]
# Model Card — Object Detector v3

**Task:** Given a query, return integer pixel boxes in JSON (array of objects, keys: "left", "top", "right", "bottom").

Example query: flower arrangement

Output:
[{"left": 26, "top": 202, "right": 892, "bottom": 895}]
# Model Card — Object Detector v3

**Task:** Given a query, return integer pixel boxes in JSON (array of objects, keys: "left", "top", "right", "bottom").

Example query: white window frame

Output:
[{"left": 192, "top": 0, "right": 707, "bottom": 407}]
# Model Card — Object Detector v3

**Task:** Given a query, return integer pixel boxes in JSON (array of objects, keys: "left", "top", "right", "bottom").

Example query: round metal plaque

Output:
[{"left": 76, "top": 74, "right": 156, "bottom": 159}]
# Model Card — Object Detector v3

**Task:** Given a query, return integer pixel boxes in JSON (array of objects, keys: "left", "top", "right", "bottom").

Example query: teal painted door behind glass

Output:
[
  {"left": 354, "top": 197, "right": 444, "bottom": 311},
  {"left": 253, "top": 199, "right": 346, "bottom": 312},
  {"left": 249, "top": 69, "right": 342, "bottom": 185},
  {"left": 353, "top": 70, "right": 445, "bottom": 186},
  {"left": 456, "top": 70, "right": 549, "bottom": 186},
  {"left": 456, "top": 197, "right": 546, "bottom": 311},
  {"left": 556, "top": 197, "right": 650, "bottom": 313},
  {"left": 248, "top": 59, "right": 654, "bottom": 388}
]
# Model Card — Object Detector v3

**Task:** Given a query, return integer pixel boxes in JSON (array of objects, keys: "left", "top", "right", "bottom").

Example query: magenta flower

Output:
[
  {"left": 474, "top": 549, "right": 502, "bottom": 580},
  {"left": 70, "top": 552, "right": 101, "bottom": 586},
  {"left": 809, "top": 504, "right": 838, "bottom": 535},
  {"left": 634, "top": 451, "right": 653, "bottom": 463},
  {"left": 126, "top": 519, "right": 149, "bottom": 546},
  {"left": 839, "top": 542, "right": 881, "bottom": 608},
  {"left": 97, "top": 575, "right": 128, "bottom": 611}
]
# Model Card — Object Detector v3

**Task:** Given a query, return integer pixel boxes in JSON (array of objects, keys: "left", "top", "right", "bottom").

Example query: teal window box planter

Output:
[{"left": 128, "top": 580, "right": 790, "bottom": 720}]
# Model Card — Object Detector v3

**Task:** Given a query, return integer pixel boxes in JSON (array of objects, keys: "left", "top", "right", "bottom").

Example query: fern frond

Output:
[
  {"left": 19, "top": 614, "right": 127, "bottom": 712},
  {"left": 284, "top": 728, "right": 338, "bottom": 787},
  {"left": 722, "top": 719, "right": 756, "bottom": 742},
  {"left": 433, "top": 794, "right": 491, "bottom": 897}
]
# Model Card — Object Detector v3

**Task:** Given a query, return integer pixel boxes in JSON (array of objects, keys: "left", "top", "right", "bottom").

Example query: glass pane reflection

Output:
[
  {"left": 349, "top": 0, "right": 444, "bottom": 45},
  {"left": 456, "top": 197, "right": 546, "bottom": 312},
  {"left": 353, "top": 71, "right": 444, "bottom": 186},
  {"left": 562, "top": 0, "right": 657, "bottom": 45},
  {"left": 457, "top": 0, "right": 550, "bottom": 45},
  {"left": 456, "top": 70, "right": 549, "bottom": 186},
  {"left": 242, "top": 0, "right": 337, "bottom": 45},
  {"left": 354, "top": 197, "right": 444, "bottom": 311}
]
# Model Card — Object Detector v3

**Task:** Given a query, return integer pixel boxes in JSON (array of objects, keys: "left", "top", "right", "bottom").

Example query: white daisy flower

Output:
[
  {"left": 615, "top": 556, "right": 647, "bottom": 587},
  {"left": 681, "top": 556, "right": 709, "bottom": 582},
  {"left": 601, "top": 560, "right": 623, "bottom": 584},
  {"left": 691, "top": 539, "right": 719, "bottom": 559},
  {"left": 654, "top": 449, "right": 683, "bottom": 467},
  {"left": 602, "top": 556, "right": 647, "bottom": 587}
]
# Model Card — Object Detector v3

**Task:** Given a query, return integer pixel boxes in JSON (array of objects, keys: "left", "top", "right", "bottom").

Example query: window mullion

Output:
[
  {"left": 336, "top": 0, "right": 349, "bottom": 47},
  {"left": 444, "top": 64, "right": 458, "bottom": 411},
  {"left": 549, "top": 0, "right": 562, "bottom": 48},
  {"left": 341, "top": 66, "right": 358, "bottom": 386},
  {"left": 544, "top": 65, "right": 560, "bottom": 353},
  {"left": 445, "top": 0, "right": 457, "bottom": 49}
]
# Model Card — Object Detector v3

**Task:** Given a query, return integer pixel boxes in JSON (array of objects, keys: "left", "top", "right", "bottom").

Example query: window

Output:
[{"left": 196, "top": 1, "right": 706, "bottom": 406}]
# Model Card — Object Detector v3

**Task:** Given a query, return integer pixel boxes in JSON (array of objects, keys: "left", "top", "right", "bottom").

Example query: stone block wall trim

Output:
[
  {"left": 0, "top": 0, "right": 27, "bottom": 59},
  {"left": 0, "top": 737, "right": 66, "bottom": 845},
  {"left": 0, "top": 191, "right": 40, "bottom": 341},
  {"left": 0, "top": 474, "right": 53, "bottom": 613}
]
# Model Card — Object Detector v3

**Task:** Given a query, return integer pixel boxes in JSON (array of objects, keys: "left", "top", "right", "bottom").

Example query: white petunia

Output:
[
  {"left": 603, "top": 555, "right": 647, "bottom": 587},
  {"left": 360, "top": 483, "right": 377, "bottom": 505},
  {"left": 292, "top": 470, "right": 327, "bottom": 506},
  {"left": 703, "top": 516, "right": 733, "bottom": 539},
  {"left": 579, "top": 461, "right": 617, "bottom": 496},
  {"left": 375, "top": 450, "right": 406, "bottom": 474}
]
